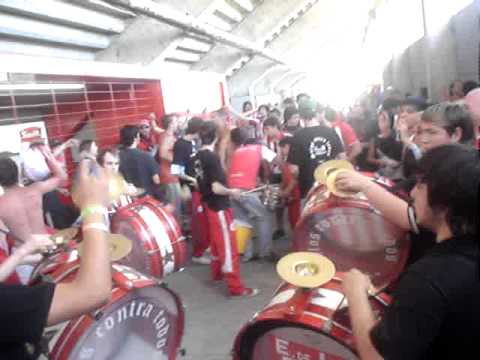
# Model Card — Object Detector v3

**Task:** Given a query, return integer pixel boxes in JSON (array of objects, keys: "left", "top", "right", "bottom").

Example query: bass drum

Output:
[
  {"left": 233, "top": 277, "right": 389, "bottom": 360},
  {"left": 41, "top": 260, "right": 185, "bottom": 360},
  {"left": 293, "top": 174, "right": 410, "bottom": 287},
  {"left": 111, "top": 196, "right": 188, "bottom": 279}
]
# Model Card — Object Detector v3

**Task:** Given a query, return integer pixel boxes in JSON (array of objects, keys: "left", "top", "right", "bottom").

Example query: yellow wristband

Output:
[{"left": 80, "top": 205, "right": 107, "bottom": 219}]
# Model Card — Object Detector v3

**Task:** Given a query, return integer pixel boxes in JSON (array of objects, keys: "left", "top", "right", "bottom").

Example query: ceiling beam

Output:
[
  {"left": 104, "top": 0, "right": 286, "bottom": 64},
  {"left": 0, "top": 0, "right": 125, "bottom": 34},
  {"left": 0, "top": 13, "right": 111, "bottom": 50},
  {"left": 70, "top": 0, "right": 136, "bottom": 18}
]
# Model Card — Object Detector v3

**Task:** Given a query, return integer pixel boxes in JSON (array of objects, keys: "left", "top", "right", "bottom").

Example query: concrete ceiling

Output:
[{"left": 0, "top": 0, "right": 373, "bottom": 99}]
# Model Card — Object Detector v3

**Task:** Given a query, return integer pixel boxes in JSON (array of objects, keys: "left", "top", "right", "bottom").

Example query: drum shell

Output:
[
  {"left": 111, "top": 196, "right": 188, "bottom": 278},
  {"left": 233, "top": 278, "right": 390, "bottom": 360},
  {"left": 293, "top": 175, "right": 410, "bottom": 288},
  {"left": 42, "top": 260, "right": 185, "bottom": 360}
]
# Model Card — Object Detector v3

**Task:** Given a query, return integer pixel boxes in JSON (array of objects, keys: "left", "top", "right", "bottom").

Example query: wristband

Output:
[
  {"left": 80, "top": 205, "right": 108, "bottom": 219},
  {"left": 82, "top": 222, "right": 109, "bottom": 233},
  {"left": 407, "top": 205, "right": 420, "bottom": 234}
]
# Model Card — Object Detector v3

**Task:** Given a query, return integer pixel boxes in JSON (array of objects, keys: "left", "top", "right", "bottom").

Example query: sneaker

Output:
[
  {"left": 242, "top": 255, "right": 259, "bottom": 263},
  {"left": 230, "top": 288, "right": 260, "bottom": 298},
  {"left": 192, "top": 255, "right": 211, "bottom": 265}
]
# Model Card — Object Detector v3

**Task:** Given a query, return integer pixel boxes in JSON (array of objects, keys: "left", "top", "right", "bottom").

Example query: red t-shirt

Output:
[
  {"left": 333, "top": 120, "right": 358, "bottom": 151},
  {"left": 281, "top": 163, "right": 300, "bottom": 200},
  {"left": 228, "top": 145, "right": 262, "bottom": 190}
]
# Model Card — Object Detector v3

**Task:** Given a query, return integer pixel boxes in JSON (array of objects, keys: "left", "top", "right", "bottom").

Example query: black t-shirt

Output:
[
  {"left": 119, "top": 148, "right": 159, "bottom": 196},
  {"left": 0, "top": 282, "right": 55, "bottom": 359},
  {"left": 172, "top": 138, "right": 194, "bottom": 168},
  {"left": 287, "top": 125, "right": 344, "bottom": 197},
  {"left": 191, "top": 149, "right": 230, "bottom": 211},
  {"left": 371, "top": 235, "right": 480, "bottom": 359}
]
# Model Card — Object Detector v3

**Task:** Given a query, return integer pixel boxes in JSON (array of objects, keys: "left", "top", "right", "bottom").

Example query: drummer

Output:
[
  {"left": 228, "top": 127, "right": 278, "bottom": 262},
  {"left": 339, "top": 144, "right": 480, "bottom": 359},
  {"left": 0, "top": 160, "right": 112, "bottom": 358}
]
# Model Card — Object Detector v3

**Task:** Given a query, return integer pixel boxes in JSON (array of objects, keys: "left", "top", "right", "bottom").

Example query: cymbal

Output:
[
  {"left": 72, "top": 173, "right": 128, "bottom": 206},
  {"left": 50, "top": 228, "right": 79, "bottom": 245},
  {"left": 314, "top": 160, "right": 354, "bottom": 185},
  {"left": 78, "top": 233, "right": 132, "bottom": 262},
  {"left": 107, "top": 174, "right": 129, "bottom": 202},
  {"left": 325, "top": 168, "right": 356, "bottom": 198},
  {"left": 277, "top": 252, "right": 336, "bottom": 288}
]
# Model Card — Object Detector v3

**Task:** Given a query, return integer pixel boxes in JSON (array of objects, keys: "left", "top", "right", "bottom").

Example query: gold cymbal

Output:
[
  {"left": 78, "top": 233, "right": 133, "bottom": 262},
  {"left": 314, "top": 160, "right": 354, "bottom": 185},
  {"left": 277, "top": 252, "right": 336, "bottom": 288},
  {"left": 72, "top": 173, "right": 128, "bottom": 206},
  {"left": 50, "top": 228, "right": 79, "bottom": 245},
  {"left": 325, "top": 168, "right": 356, "bottom": 197}
]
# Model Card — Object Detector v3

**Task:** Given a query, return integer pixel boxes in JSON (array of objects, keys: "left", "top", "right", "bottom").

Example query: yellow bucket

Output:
[{"left": 234, "top": 220, "right": 253, "bottom": 254}]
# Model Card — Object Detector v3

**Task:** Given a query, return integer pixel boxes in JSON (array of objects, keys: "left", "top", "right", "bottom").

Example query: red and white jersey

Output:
[{"left": 228, "top": 145, "right": 276, "bottom": 190}]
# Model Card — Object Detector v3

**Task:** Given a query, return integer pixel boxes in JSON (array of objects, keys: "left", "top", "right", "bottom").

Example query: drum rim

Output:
[
  {"left": 46, "top": 261, "right": 185, "bottom": 359},
  {"left": 234, "top": 318, "right": 356, "bottom": 360}
]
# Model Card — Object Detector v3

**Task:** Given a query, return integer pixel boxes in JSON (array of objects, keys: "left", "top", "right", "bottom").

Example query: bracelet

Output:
[
  {"left": 82, "top": 222, "right": 109, "bottom": 233},
  {"left": 407, "top": 205, "right": 420, "bottom": 234},
  {"left": 80, "top": 205, "right": 108, "bottom": 219}
]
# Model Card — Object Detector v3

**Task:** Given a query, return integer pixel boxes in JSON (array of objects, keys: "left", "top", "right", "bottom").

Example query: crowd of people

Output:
[{"left": 0, "top": 76, "right": 479, "bottom": 358}]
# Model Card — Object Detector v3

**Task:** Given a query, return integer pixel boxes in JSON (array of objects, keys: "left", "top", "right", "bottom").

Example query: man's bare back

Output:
[
  {"left": 0, "top": 185, "right": 47, "bottom": 242},
  {"left": 0, "top": 147, "right": 67, "bottom": 243}
]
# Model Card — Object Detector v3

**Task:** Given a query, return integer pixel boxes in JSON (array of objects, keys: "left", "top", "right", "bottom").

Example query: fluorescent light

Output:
[
  {"left": 0, "top": 83, "right": 85, "bottom": 91},
  {"left": 217, "top": 1, "right": 243, "bottom": 22},
  {"left": 169, "top": 49, "right": 202, "bottom": 63},
  {"left": 179, "top": 38, "right": 212, "bottom": 52},
  {"left": 205, "top": 14, "right": 232, "bottom": 31},
  {"left": 233, "top": 0, "right": 254, "bottom": 12}
]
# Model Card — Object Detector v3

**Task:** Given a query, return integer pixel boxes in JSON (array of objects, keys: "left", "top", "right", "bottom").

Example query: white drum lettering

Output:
[
  {"left": 153, "top": 310, "right": 165, "bottom": 324},
  {"left": 117, "top": 306, "right": 128, "bottom": 323},
  {"left": 157, "top": 323, "right": 169, "bottom": 338},
  {"left": 275, "top": 338, "right": 289, "bottom": 356},
  {"left": 156, "top": 338, "right": 167, "bottom": 350},
  {"left": 136, "top": 302, "right": 146, "bottom": 317},
  {"left": 155, "top": 317, "right": 166, "bottom": 330},
  {"left": 105, "top": 317, "right": 114, "bottom": 331},
  {"left": 96, "top": 326, "right": 104, "bottom": 338},
  {"left": 142, "top": 304, "right": 154, "bottom": 318},
  {"left": 129, "top": 301, "right": 136, "bottom": 317}
]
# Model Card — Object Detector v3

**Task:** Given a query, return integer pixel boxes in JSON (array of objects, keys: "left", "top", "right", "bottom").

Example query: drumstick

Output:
[
  {"left": 241, "top": 185, "right": 267, "bottom": 195},
  {"left": 321, "top": 286, "right": 384, "bottom": 333}
]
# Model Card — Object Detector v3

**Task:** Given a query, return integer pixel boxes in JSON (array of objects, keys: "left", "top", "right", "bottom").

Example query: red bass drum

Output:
[
  {"left": 233, "top": 277, "right": 390, "bottom": 360},
  {"left": 41, "top": 260, "right": 185, "bottom": 360},
  {"left": 293, "top": 174, "right": 410, "bottom": 287},
  {"left": 111, "top": 196, "right": 188, "bottom": 278}
]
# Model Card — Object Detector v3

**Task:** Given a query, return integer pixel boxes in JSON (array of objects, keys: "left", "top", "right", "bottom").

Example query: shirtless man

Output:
[{"left": 0, "top": 147, "right": 67, "bottom": 243}]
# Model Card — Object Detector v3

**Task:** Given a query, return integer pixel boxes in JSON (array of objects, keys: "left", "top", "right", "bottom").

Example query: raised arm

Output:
[
  {"left": 335, "top": 170, "right": 411, "bottom": 230},
  {"left": 47, "top": 160, "right": 111, "bottom": 325},
  {"left": 32, "top": 146, "right": 68, "bottom": 194},
  {"left": 0, "top": 235, "right": 54, "bottom": 282}
]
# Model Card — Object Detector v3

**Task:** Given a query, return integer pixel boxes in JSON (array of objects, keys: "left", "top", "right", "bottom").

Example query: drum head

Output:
[
  {"left": 64, "top": 285, "right": 183, "bottom": 360},
  {"left": 294, "top": 202, "right": 410, "bottom": 288},
  {"left": 238, "top": 322, "right": 357, "bottom": 360}
]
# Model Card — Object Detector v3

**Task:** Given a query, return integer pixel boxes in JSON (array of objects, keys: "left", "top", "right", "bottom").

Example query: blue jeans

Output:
[{"left": 232, "top": 193, "right": 273, "bottom": 258}]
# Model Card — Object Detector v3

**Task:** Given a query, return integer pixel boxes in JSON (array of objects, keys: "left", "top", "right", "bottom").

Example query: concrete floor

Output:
[{"left": 165, "top": 237, "right": 290, "bottom": 360}]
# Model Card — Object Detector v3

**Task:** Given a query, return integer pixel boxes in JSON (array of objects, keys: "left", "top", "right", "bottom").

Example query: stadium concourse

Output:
[{"left": 0, "top": 1, "right": 479, "bottom": 360}]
